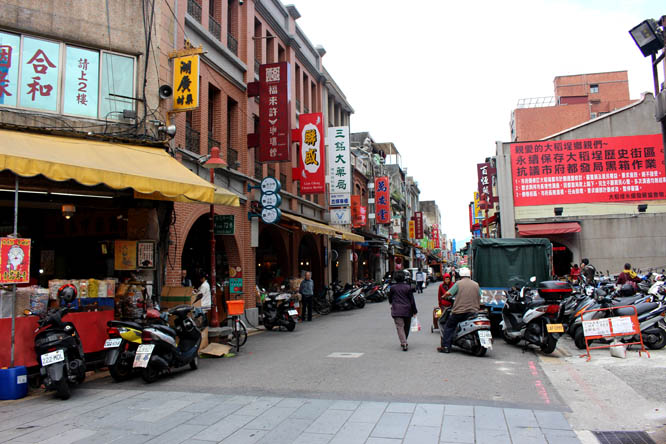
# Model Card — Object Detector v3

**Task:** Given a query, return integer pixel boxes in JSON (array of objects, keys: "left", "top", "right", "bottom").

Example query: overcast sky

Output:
[{"left": 293, "top": 0, "right": 661, "bottom": 245}]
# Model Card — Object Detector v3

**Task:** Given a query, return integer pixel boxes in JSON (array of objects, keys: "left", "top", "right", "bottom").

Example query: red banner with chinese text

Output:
[
  {"left": 511, "top": 134, "right": 666, "bottom": 206},
  {"left": 432, "top": 224, "right": 440, "bottom": 249},
  {"left": 477, "top": 163, "right": 495, "bottom": 203},
  {"left": 414, "top": 212, "right": 423, "bottom": 239},
  {"left": 375, "top": 176, "right": 391, "bottom": 224},
  {"left": 298, "top": 113, "right": 325, "bottom": 193},
  {"left": 259, "top": 62, "right": 291, "bottom": 162},
  {"left": 351, "top": 195, "right": 364, "bottom": 227},
  {"left": 1, "top": 238, "right": 31, "bottom": 284}
]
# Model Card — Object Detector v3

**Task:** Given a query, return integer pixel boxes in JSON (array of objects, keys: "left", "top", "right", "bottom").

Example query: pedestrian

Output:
[
  {"left": 569, "top": 264, "right": 581, "bottom": 282},
  {"left": 299, "top": 271, "right": 314, "bottom": 322},
  {"left": 437, "top": 273, "right": 454, "bottom": 309},
  {"left": 388, "top": 271, "right": 418, "bottom": 351},
  {"left": 181, "top": 269, "right": 192, "bottom": 287},
  {"left": 415, "top": 269, "right": 425, "bottom": 293},
  {"left": 581, "top": 258, "right": 596, "bottom": 284},
  {"left": 193, "top": 273, "right": 211, "bottom": 310},
  {"left": 437, "top": 267, "right": 481, "bottom": 353},
  {"left": 617, "top": 263, "right": 641, "bottom": 287}
]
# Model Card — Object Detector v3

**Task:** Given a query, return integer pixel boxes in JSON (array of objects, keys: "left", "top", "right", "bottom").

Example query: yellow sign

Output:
[
  {"left": 173, "top": 55, "right": 199, "bottom": 111},
  {"left": 409, "top": 220, "right": 415, "bottom": 239},
  {"left": 114, "top": 240, "right": 137, "bottom": 271},
  {"left": 473, "top": 192, "right": 481, "bottom": 218}
]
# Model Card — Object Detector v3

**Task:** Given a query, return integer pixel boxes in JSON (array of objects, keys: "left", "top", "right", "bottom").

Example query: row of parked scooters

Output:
[
  {"left": 498, "top": 272, "right": 666, "bottom": 355},
  {"left": 26, "top": 284, "right": 207, "bottom": 399}
]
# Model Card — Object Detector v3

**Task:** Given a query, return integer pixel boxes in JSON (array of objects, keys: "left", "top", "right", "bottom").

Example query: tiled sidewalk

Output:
[{"left": 0, "top": 389, "right": 580, "bottom": 444}]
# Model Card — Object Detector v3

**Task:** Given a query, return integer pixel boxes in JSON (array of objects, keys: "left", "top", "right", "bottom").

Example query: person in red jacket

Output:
[{"left": 438, "top": 273, "right": 454, "bottom": 308}]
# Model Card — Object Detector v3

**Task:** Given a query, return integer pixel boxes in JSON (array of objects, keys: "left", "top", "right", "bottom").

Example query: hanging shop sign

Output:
[
  {"left": 375, "top": 176, "right": 391, "bottom": 224},
  {"left": 359, "top": 206, "right": 367, "bottom": 227},
  {"left": 328, "top": 126, "right": 351, "bottom": 206},
  {"left": 414, "top": 211, "right": 424, "bottom": 239},
  {"left": 259, "top": 176, "right": 282, "bottom": 224},
  {"left": 510, "top": 134, "right": 666, "bottom": 206},
  {"left": 1, "top": 237, "right": 31, "bottom": 284},
  {"left": 137, "top": 240, "right": 155, "bottom": 270},
  {"left": 432, "top": 224, "right": 440, "bottom": 249},
  {"left": 299, "top": 112, "right": 326, "bottom": 194},
  {"left": 259, "top": 62, "right": 291, "bottom": 162},
  {"left": 173, "top": 54, "right": 199, "bottom": 111},
  {"left": 114, "top": 240, "right": 137, "bottom": 271},
  {"left": 214, "top": 215, "right": 235, "bottom": 235},
  {"left": 477, "top": 162, "right": 496, "bottom": 205},
  {"left": 229, "top": 278, "right": 243, "bottom": 294},
  {"left": 330, "top": 207, "right": 351, "bottom": 225},
  {"left": 409, "top": 219, "right": 415, "bottom": 239},
  {"left": 351, "top": 195, "right": 366, "bottom": 228}
]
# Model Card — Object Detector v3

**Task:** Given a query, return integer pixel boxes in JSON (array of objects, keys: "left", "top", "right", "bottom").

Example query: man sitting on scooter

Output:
[{"left": 437, "top": 267, "right": 481, "bottom": 354}]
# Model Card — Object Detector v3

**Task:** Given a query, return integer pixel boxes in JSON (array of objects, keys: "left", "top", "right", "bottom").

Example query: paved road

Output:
[{"left": 90, "top": 283, "right": 566, "bottom": 410}]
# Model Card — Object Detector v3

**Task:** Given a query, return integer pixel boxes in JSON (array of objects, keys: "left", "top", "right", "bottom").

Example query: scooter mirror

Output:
[
  {"left": 23, "top": 309, "right": 32, "bottom": 316},
  {"left": 530, "top": 276, "right": 537, "bottom": 283}
]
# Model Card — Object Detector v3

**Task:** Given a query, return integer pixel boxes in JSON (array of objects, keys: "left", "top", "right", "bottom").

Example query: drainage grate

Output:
[
  {"left": 327, "top": 352, "right": 364, "bottom": 358},
  {"left": 593, "top": 431, "right": 655, "bottom": 444}
]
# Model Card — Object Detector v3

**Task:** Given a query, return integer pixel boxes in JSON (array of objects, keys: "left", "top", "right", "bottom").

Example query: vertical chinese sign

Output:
[
  {"left": 329, "top": 126, "right": 351, "bottom": 206},
  {"left": 259, "top": 62, "right": 291, "bottom": 162},
  {"left": 477, "top": 162, "right": 495, "bottom": 204},
  {"left": 414, "top": 211, "right": 424, "bottom": 239},
  {"left": 351, "top": 195, "right": 366, "bottom": 228},
  {"left": 375, "top": 176, "right": 391, "bottom": 224},
  {"left": 1, "top": 238, "right": 31, "bottom": 284},
  {"left": 21, "top": 37, "right": 60, "bottom": 111},
  {"left": 299, "top": 113, "right": 325, "bottom": 193},
  {"left": 510, "top": 134, "right": 666, "bottom": 206},
  {"left": 0, "top": 32, "right": 20, "bottom": 107},
  {"left": 408, "top": 219, "right": 415, "bottom": 239},
  {"left": 432, "top": 224, "right": 440, "bottom": 249},
  {"left": 63, "top": 46, "right": 99, "bottom": 118},
  {"left": 173, "top": 54, "right": 199, "bottom": 111}
]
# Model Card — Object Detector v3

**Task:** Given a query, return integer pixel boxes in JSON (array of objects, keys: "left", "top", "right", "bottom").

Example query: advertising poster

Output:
[
  {"left": 1, "top": 237, "right": 31, "bottom": 284},
  {"left": 114, "top": 240, "right": 137, "bottom": 271}
]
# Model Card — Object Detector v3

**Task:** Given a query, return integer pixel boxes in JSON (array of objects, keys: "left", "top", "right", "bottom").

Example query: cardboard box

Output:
[
  {"left": 200, "top": 327, "right": 209, "bottom": 350},
  {"left": 160, "top": 286, "right": 194, "bottom": 308}
]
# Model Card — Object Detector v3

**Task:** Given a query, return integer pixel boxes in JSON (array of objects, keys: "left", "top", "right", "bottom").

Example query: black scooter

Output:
[
  {"left": 262, "top": 287, "right": 298, "bottom": 331},
  {"left": 27, "top": 284, "right": 85, "bottom": 399},
  {"left": 136, "top": 295, "right": 203, "bottom": 383}
]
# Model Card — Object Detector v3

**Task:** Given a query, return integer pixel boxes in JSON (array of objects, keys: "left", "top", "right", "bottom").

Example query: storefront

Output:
[{"left": 0, "top": 129, "right": 238, "bottom": 368}]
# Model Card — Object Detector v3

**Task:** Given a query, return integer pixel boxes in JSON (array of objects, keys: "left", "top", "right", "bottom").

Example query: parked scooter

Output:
[
  {"left": 438, "top": 305, "right": 493, "bottom": 356},
  {"left": 501, "top": 278, "right": 569, "bottom": 354},
  {"left": 136, "top": 295, "right": 203, "bottom": 383},
  {"left": 262, "top": 287, "right": 298, "bottom": 331},
  {"left": 363, "top": 281, "right": 386, "bottom": 303},
  {"left": 351, "top": 286, "right": 366, "bottom": 308},
  {"left": 331, "top": 282, "right": 356, "bottom": 311},
  {"left": 27, "top": 284, "right": 85, "bottom": 399}
]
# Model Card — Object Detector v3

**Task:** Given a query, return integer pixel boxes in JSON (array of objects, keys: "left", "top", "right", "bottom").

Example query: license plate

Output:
[
  {"left": 546, "top": 323, "right": 564, "bottom": 333},
  {"left": 287, "top": 309, "right": 298, "bottom": 316},
  {"left": 104, "top": 338, "right": 122, "bottom": 349},
  {"left": 41, "top": 349, "right": 65, "bottom": 366},
  {"left": 478, "top": 330, "right": 493, "bottom": 348},
  {"left": 133, "top": 344, "right": 155, "bottom": 368}
]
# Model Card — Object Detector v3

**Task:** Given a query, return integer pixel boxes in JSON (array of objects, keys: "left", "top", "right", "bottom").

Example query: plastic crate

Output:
[{"left": 227, "top": 300, "right": 245, "bottom": 316}]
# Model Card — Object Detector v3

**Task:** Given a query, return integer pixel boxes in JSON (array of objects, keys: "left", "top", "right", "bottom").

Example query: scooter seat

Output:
[
  {"left": 169, "top": 305, "right": 192, "bottom": 318},
  {"left": 108, "top": 320, "right": 143, "bottom": 330},
  {"left": 615, "top": 302, "right": 659, "bottom": 317},
  {"left": 152, "top": 324, "right": 176, "bottom": 337},
  {"left": 612, "top": 296, "right": 643, "bottom": 306}
]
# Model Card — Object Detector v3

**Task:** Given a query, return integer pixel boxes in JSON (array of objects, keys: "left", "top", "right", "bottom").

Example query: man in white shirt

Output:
[
  {"left": 415, "top": 270, "right": 425, "bottom": 293},
  {"left": 194, "top": 274, "right": 212, "bottom": 310}
]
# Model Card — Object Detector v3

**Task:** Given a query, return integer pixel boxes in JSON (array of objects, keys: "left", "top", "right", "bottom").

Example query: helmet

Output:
[
  {"left": 459, "top": 268, "right": 471, "bottom": 278},
  {"left": 58, "top": 284, "right": 77, "bottom": 303},
  {"left": 619, "top": 283, "right": 636, "bottom": 297}
]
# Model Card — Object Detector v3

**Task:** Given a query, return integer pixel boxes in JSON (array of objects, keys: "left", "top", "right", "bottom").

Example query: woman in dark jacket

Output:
[{"left": 388, "top": 272, "right": 418, "bottom": 351}]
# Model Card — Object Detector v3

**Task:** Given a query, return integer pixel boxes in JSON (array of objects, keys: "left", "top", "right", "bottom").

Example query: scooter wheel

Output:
[
  {"left": 109, "top": 362, "right": 133, "bottom": 382},
  {"left": 141, "top": 365, "right": 159, "bottom": 383},
  {"left": 286, "top": 320, "right": 296, "bottom": 332},
  {"left": 574, "top": 327, "right": 587, "bottom": 350},
  {"left": 541, "top": 335, "right": 557, "bottom": 354},
  {"left": 190, "top": 355, "right": 199, "bottom": 370},
  {"left": 646, "top": 329, "right": 666, "bottom": 350},
  {"left": 263, "top": 321, "right": 274, "bottom": 331},
  {"left": 502, "top": 330, "right": 521, "bottom": 345},
  {"left": 55, "top": 378, "right": 70, "bottom": 400},
  {"left": 472, "top": 346, "right": 487, "bottom": 357}
]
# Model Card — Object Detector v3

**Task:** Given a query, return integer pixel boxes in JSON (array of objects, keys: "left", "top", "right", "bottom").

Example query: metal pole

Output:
[
  {"left": 10, "top": 175, "right": 18, "bottom": 368},
  {"left": 209, "top": 168, "right": 220, "bottom": 327},
  {"left": 652, "top": 53, "right": 660, "bottom": 96}
]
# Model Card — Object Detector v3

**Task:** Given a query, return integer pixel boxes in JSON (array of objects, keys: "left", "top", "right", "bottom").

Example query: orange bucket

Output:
[{"left": 227, "top": 300, "right": 245, "bottom": 316}]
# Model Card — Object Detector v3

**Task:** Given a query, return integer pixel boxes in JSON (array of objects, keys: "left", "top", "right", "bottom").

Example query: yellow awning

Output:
[
  {"left": 0, "top": 129, "right": 222, "bottom": 204},
  {"left": 335, "top": 227, "right": 364, "bottom": 242},
  {"left": 134, "top": 185, "right": 240, "bottom": 206},
  {"left": 283, "top": 213, "right": 339, "bottom": 237}
]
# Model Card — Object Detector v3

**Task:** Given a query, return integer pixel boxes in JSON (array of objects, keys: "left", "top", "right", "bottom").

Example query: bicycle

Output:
[
  {"left": 313, "top": 288, "right": 331, "bottom": 315},
  {"left": 225, "top": 314, "right": 248, "bottom": 352}
]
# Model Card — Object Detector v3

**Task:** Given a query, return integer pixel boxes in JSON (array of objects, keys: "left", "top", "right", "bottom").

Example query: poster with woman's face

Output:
[{"left": 1, "top": 237, "right": 31, "bottom": 284}]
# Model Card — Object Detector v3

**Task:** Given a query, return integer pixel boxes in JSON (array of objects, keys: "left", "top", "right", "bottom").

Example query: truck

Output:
[{"left": 469, "top": 238, "right": 553, "bottom": 332}]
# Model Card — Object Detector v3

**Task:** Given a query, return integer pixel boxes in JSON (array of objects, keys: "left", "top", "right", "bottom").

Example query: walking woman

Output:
[{"left": 388, "top": 272, "right": 418, "bottom": 351}]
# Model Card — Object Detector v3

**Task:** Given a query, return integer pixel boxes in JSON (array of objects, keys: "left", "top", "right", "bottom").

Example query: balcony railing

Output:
[
  {"left": 228, "top": 147, "right": 239, "bottom": 169},
  {"left": 187, "top": 0, "right": 202, "bottom": 23},
  {"left": 227, "top": 33, "right": 238, "bottom": 56},
  {"left": 208, "top": 135, "right": 219, "bottom": 154},
  {"left": 209, "top": 16, "right": 221, "bottom": 40},
  {"left": 185, "top": 124, "right": 200, "bottom": 153}
]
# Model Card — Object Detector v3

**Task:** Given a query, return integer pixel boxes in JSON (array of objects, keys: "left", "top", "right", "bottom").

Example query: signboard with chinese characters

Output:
[
  {"left": 477, "top": 162, "right": 496, "bottom": 205},
  {"left": 63, "top": 46, "right": 99, "bottom": 118},
  {"left": 173, "top": 54, "right": 199, "bottom": 111},
  {"left": 21, "top": 37, "right": 60, "bottom": 111},
  {"left": 375, "top": 176, "right": 391, "bottom": 224},
  {"left": 330, "top": 207, "right": 351, "bottom": 225},
  {"left": 214, "top": 215, "right": 235, "bottom": 235},
  {"left": 351, "top": 195, "right": 366, "bottom": 228},
  {"left": 299, "top": 113, "right": 325, "bottom": 194},
  {"left": 259, "top": 62, "right": 291, "bottom": 162},
  {"left": 432, "top": 224, "right": 440, "bottom": 249},
  {"left": 229, "top": 278, "right": 243, "bottom": 294},
  {"left": 408, "top": 219, "right": 415, "bottom": 239},
  {"left": 137, "top": 241, "right": 155, "bottom": 270},
  {"left": 1, "top": 238, "right": 31, "bottom": 284},
  {"left": 414, "top": 212, "right": 424, "bottom": 239},
  {"left": 328, "top": 126, "right": 351, "bottom": 206},
  {"left": 510, "top": 134, "right": 666, "bottom": 206},
  {"left": 0, "top": 32, "right": 20, "bottom": 107}
]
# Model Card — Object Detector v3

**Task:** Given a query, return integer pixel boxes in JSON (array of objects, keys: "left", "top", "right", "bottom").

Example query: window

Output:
[
  {"left": 280, "top": 173, "right": 287, "bottom": 188},
  {"left": 590, "top": 112, "right": 597, "bottom": 119},
  {"left": 590, "top": 84, "right": 599, "bottom": 94},
  {"left": 267, "top": 164, "right": 275, "bottom": 179}
]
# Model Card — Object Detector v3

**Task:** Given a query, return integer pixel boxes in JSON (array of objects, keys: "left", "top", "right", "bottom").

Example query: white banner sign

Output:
[
  {"left": 328, "top": 126, "right": 351, "bottom": 207},
  {"left": 582, "top": 318, "right": 611, "bottom": 337},
  {"left": 330, "top": 208, "right": 351, "bottom": 225}
]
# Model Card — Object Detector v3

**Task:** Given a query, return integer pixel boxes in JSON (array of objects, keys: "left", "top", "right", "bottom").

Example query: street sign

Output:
[
  {"left": 259, "top": 176, "right": 281, "bottom": 224},
  {"left": 260, "top": 193, "right": 282, "bottom": 208},
  {"left": 261, "top": 176, "right": 281, "bottom": 193},
  {"left": 261, "top": 207, "right": 281, "bottom": 224},
  {"left": 214, "top": 215, "right": 235, "bottom": 235}
]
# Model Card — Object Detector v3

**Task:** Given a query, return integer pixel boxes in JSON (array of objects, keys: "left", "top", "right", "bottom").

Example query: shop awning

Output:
[
  {"left": 134, "top": 185, "right": 240, "bottom": 206},
  {"left": 517, "top": 222, "right": 581, "bottom": 236},
  {"left": 283, "top": 213, "right": 339, "bottom": 237},
  {"left": 335, "top": 227, "right": 364, "bottom": 242},
  {"left": 0, "top": 129, "right": 239, "bottom": 205}
]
